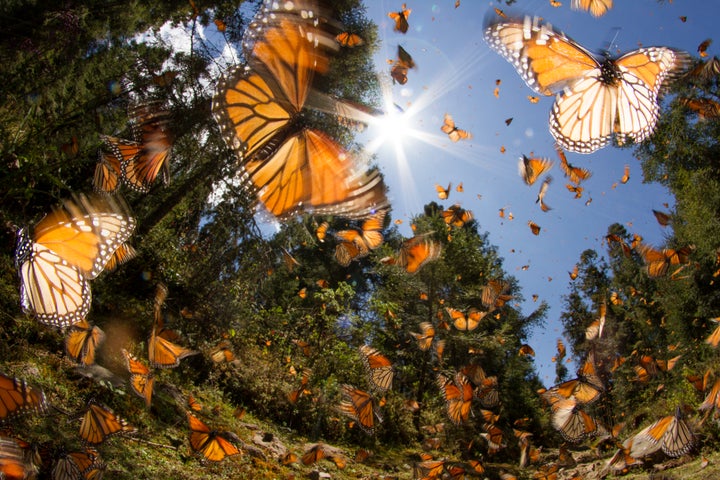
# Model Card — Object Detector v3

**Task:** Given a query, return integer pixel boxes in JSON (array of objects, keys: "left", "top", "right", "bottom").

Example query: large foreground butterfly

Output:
[
  {"left": 15, "top": 194, "right": 135, "bottom": 327},
  {"left": 213, "top": 9, "right": 387, "bottom": 219},
  {"left": 629, "top": 406, "right": 696, "bottom": 458},
  {"left": 437, "top": 372, "right": 473, "bottom": 425},
  {"left": 484, "top": 16, "right": 690, "bottom": 153}
]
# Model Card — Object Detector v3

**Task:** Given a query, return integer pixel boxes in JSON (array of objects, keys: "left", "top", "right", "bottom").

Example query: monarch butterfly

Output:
[
  {"left": 536, "top": 176, "right": 552, "bottom": 212},
  {"left": 187, "top": 412, "right": 241, "bottom": 462},
  {"left": 620, "top": 164, "right": 630, "bottom": 184},
  {"left": 0, "top": 436, "right": 37, "bottom": 480},
  {"left": 687, "top": 56, "right": 720, "bottom": 81},
  {"left": 528, "top": 221, "right": 541, "bottom": 236},
  {"left": 52, "top": 448, "right": 106, "bottom": 480},
  {"left": 148, "top": 325, "right": 199, "bottom": 369},
  {"left": 571, "top": 0, "right": 613, "bottom": 17},
  {"left": 121, "top": 101, "right": 173, "bottom": 193},
  {"left": 209, "top": 340, "right": 235, "bottom": 364},
  {"left": 437, "top": 373, "right": 473, "bottom": 425},
  {"left": 698, "top": 39, "right": 712, "bottom": 58},
  {"left": 213, "top": 15, "right": 387, "bottom": 220},
  {"left": 435, "top": 183, "right": 451, "bottom": 200},
  {"left": 0, "top": 372, "right": 46, "bottom": 425},
  {"left": 686, "top": 369, "right": 712, "bottom": 393},
  {"left": 441, "top": 113, "right": 472, "bottom": 142},
  {"left": 636, "top": 243, "right": 693, "bottom": 278},
  {"left": 410, "top": 322, "right": 435, "bottom": 351},
  {"left": 15, "top": 195, "right": 136, "bottom": 328},
  {"left": 280, "top": 452, "right": 298, "bottom": 465},
  {"left": 359, "top": 345, "right": 393, "bottom": 393},
  {"left": 630, "top": 406, "right": 696, "bottom": 458},
  {"left": 335, "top": 32, "right": 363, "bottom": 48},
  {"left": 484, "top": 16, "right": 690, "bottom": 153},
  {"left": 288, "top": 367, "right": 312, "bottom": 404},
  {"left": 518, "top": 155, "right": 553, "bottom": 186},
  {"left": 79, "top": 401, "right": 135, "bottom": 445},
  {"left": 680, "top": 97, "right": 720, "bottom": 120},
  {"left": 699, "top": 378, "right": 720, "bottom": 411},
  {"left": 413, "top": 459, "right": 445, "bottom": 479},
  {"left": 481, "top": 280, "right": 511, "bottom": 310},
  {"left": 315, "top": 221, "right": 329, "bottom": 242},
  {"left": 334, "top": 210, "right": 387, "bottom": 266},
  {"left": 388, "top": 3, "right": 411, "bottom": 33},
  {"left": 442, "top": 205, "right": 473, "bottom": 228},
  {"left": 476, "top": 375, "right": 500, "bottom": 408},
  {"left": 550, "top": 397, "right": 604, "bottom": 442},
  {"left": 533, "top": 463, "right": 559, "bottom": 480},
  {"left": 398, "top": 235, "right": 442, "bottom": 274},
  {"left": 557, "top": 148, "right": 592, "bottom": 185},
  {"left": 65, "top": 320, "right": 105, "bottom": 366},
  {"left": 337, "top": 385, "right": 382, "bottom": 434},
  {"left": 481, "top": 424, "right": 506, "bottom": 454},
  {"left": 519, "top": 344, "right": 536, "bottom": 356},
  {"left": 122, "top": 349, "right": 154, "bottom": 408},
  {"left": 301, "top": 443, "right": 325, "bottom": 465},
  {"left": 214, "top": 18, "right": 226, "bottom": 32},
  {"left": 188, "top": 395, "right": 203, "bottom": 412},
  {"left": 446, "top": 307, "right": 484, "bottom": 332},
  {"left": 93, "top": 151, "right": 122, "bottom": 193}
]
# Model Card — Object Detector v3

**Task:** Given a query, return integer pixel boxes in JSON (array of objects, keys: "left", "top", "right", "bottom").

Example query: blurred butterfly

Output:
[
  {"left": 569, "top": 264, "right": 579, "bottom": 280},
  {"left": 414, "top": 460, "right": 446, "bottom": 479},
  {"left": 652, "top": 209, "right": 671, "bottom": 226},
  {"left": 571, "top": 0, "right": 612, "bottom": 17},
  {"left": 621, "top": 164, "right": 630, "bottom": 184},
  {"left": 390, "top": 45, "right": 416, "bottom": 84},
  {"left": 446, "top": 307, "right": 484, "bottom": 332},
  {"left": 122, "top": 349, "right": 155, "bottom": 408},
  {"left": 359, "top": 345, "right": 393, "bottom": 392},
  {"left": 301, "top": 443, "right": 326, "bottom": 465},
  {"left": 680, "top": 97, "right": 720, "bottom": 120},
  {"left": 398, "top": 235, "right": 442, "bottom": 274},
  {"left": 334, "top": 210, "right": 386, "bottom": 266},
  {"left": 188, "top": 395, "right": 203, "bottom": 412},
  {"left": 148, "top": 323, "right": 199, "bottom": 369},
  {"left": 212, "top": 15, "right": 387, "bottom": 219},
  {"left": 335, "top": 32, "right": 364, "bottom": 48},
  {"left": 485, "top": 16, "right": 689, "bottom": 152},
  {"left": 519, "top": 344, "right": 536, "bottom": 356},
  {"left": 79, "top": 401, "right": 135, "bottom": 445},
  {"left": 187, "top": 412, "right": 240, "bottom": 462},
  {"left": 210, "top": 340, "right": 236, "bottom": 364},
  {"left": 410, "top": 322, "right": 435, "bottom": 351},
  {"left": 65, "top": 320, "right": 105, "bottom": 366},
  {"left": 519, "top": 155, "right": 554, "bottom": 186},
  {"left": 14, "top": 194, "right": 135, "bottom": 328},
  {"left": 557, "top": 148, "right": 592, "bottom": 184},
  {"left": 315, "top": 221, "right": 329, "bottom": 243},
  {"left": 388, "top": 3, "right": 411, "bottom": 33},
  {"left": 699, "top": 378, "right": 720, "bottom": 411},
  {"left": 337, "top": 385, "right": 382, "bottom": 434},
  {"left": 698, "top": 39, "right": 712, "bottom": 58},
  {"left": 536, "top": 176, "right": 552, "bottom": 212},
  {"left": 528, "top": 221, "right": 541, "bottom": 236},
  {"left": 214, "top": 18, "right": 226, "bottom": 32},
  {"left": 435, "top": 183, "right": 451, "bottom": 200},
  {"left": 481, "top": 280, "right": 512, "bottom": 309},
  {"left": 103, "top": 242, "right": 137, "bottom": 272},
  {"left": 441, "top": 113, "right": 472, "bottom": 142},
  {"left": 442, "top": 204, "right": 473, "bottom": 227}
]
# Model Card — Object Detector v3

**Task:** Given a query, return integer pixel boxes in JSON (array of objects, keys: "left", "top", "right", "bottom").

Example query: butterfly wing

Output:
[
  {"left": 359, "top": 345, "right": 393, "bottom": 392},
  {"left": 0, "top": 372, "right": 46, "bottom": 423},
  {"left": 122, "top": 349, "right": 154, "bottom": 407},
  {"left": 93, "top": 151, "right": 122, "bottom": 193},
  {"left": 484, "top": 16, "right": 600, "bottom": 97},
  {"left": 337, "top": 385, "right": 380, "bottom": 434}
]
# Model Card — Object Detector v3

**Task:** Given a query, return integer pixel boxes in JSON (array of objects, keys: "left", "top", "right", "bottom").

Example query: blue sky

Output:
[{"left": 357, "top": 0, "right": 717, "bottom": 385}]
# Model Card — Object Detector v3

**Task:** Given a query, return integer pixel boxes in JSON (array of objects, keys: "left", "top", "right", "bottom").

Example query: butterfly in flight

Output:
[{"left": 484, "top": 16, "right": 690, "bottom": 153}]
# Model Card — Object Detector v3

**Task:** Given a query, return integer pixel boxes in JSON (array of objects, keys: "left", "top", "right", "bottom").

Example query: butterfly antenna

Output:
[{"left": 603, "top": 27, "right": 622, "bottom": 55}]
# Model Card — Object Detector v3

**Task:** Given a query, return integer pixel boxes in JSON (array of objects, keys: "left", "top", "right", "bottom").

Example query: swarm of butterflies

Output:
[{"left": 5, "top": 0, "right": 720, "bottom": 478}]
